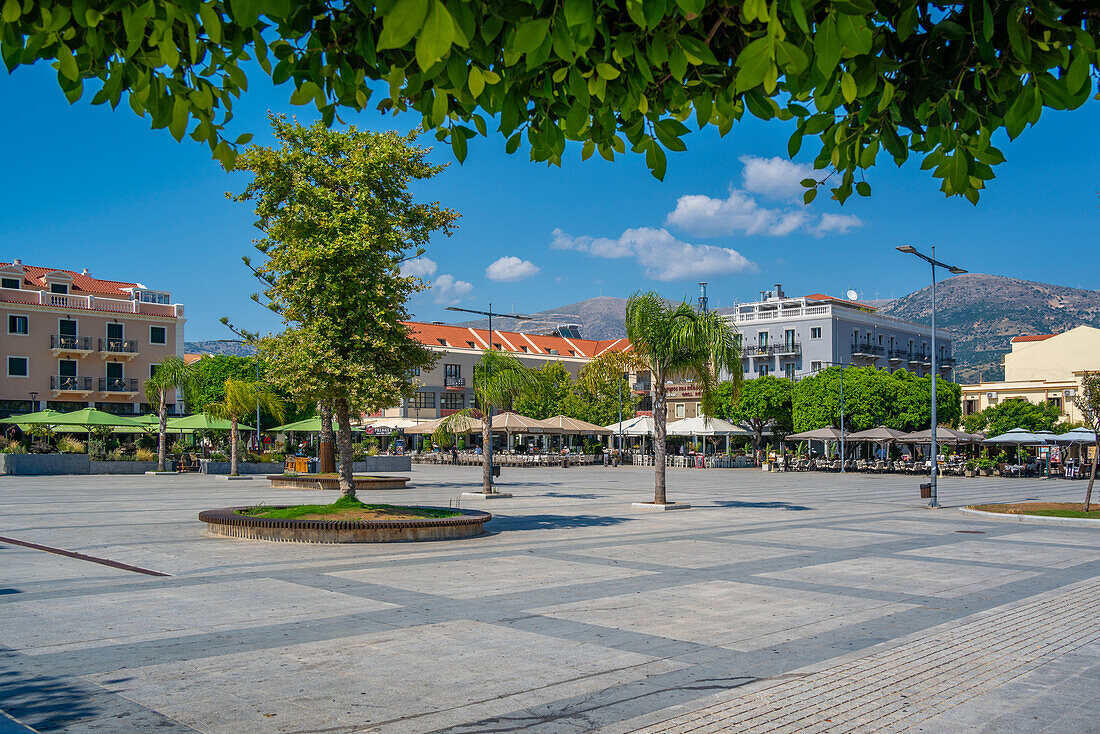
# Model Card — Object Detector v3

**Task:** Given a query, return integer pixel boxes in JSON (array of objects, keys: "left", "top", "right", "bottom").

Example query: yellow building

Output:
[{"left": 960, "top": 325, "right": 1100, "bottom": 423}]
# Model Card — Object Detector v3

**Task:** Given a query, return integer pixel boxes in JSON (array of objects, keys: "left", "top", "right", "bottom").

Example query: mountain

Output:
[
  {"left": 452, "top": 296, "right": 631, "bottom": 340},
  {"left": 880, "top": 273, "right": 1100, "bottom": 383},
  {"left": 184, "top": 339, "right": 255, "bottom": 357}
]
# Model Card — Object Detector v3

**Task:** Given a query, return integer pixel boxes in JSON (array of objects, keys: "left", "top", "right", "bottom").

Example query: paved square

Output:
[{"left": 2, "top": 466, "right": 1099, "bottom": 733}]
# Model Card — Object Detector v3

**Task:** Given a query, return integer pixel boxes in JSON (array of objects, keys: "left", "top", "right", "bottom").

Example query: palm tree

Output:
[
  {"left": 144, "top": 356, "right": 198, "bottom": 472},
  {"left": 453, "top": 349, "right": 537, "bottom": 494},
  {"left": 204, "top": 378, "right": 286, "bottom": 476},
  {"left": 586, "top": 292, "right": 741, "bottom": 505}
]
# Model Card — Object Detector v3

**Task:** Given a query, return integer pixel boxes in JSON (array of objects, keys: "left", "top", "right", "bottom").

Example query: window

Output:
[
  {"left": 107, "top": 323, "right": 123, "bottom": 340},
  {"left": 441, "top": 393, "right": 464, "bottom": 410},
  {"left": 50, "top": 283, "right": 68, "bottom": 294},
  {"left": 758, "top": 331, "right": 768, "bottom": 347},
  {"left": 444, "top": 364, "right": 461, "bottom": 379},
  {"left": 149, "top": 364, "right": 160, "bottom": 378},
  {"left": 675, "top": 403, "right": 686, "bottom": 418},
  {"left": 784, "top": 363, "right": 795, "bottom": 380},
  {"left": 437, "top": 338, "right": 447, "bottom": 346},
  {"left": 106, "top": 362, "right": 123, "bottom": 379},
  {"left": 59, "top": 319, "right": 77, "bottom": 337},
  {"left": 466, "top": 340, "right": 475, "bottom": 348},
  {"left": 810, "top": 327, "right": 821, "bottom": 339},
  {"left": 8, "top": 315, "right": 28, "bottom": 334},
  {"left": 1048, "top": 397, "right": 1063, "bottom": 410},
  {"left": 520, "top": 346, "right": 529, "bottom": 352},
  {"left": 59, "top": 360, "right": 77, "bottom": 377},
  {"left": 878, "top": 334, "right": 883, "bottom": 344},
  {"left": 7, "top": 357, "right": 28, "bottom": 377},
  {"left": 784, "top": 329, "right": 796, "bottom": 349},
  {"left": 149, "top": 326, "right": 167, "bottom": 345},
  {"left": 408, "top": 366, "right": 420, "bottom": 376},
  {"left": 1, "top": 277, "right": 19, "bottom": 289},
  {"left": 811, "top": 361, "right": 822, "bottom": 372},
  {"left": 758, "top": 364, "right": 770, "bottom": 377},
  {"left": 137, "top": 291, "right": 170, "bottom": 304},
  {"left": 409, "top": 391, "right": 435, "bottom": 409}
]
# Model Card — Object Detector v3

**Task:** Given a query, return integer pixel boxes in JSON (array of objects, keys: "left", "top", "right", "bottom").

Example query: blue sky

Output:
[{"left": 2, "top": 63, "right": 1097, "bottom": 341}]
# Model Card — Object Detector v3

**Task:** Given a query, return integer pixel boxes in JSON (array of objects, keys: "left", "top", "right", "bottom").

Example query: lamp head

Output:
[
  {"left": 896, "top": 245, "right": 917, "bottom": 254},
  {"left": 948, "top": 266, "right": 968, "bottom": 275}
]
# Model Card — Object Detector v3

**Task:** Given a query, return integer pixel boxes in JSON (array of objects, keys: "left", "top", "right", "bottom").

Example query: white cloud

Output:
[
  {"left": 814, "top": 213, "right": 865, "bottom": 236},
  {"left": 666, "top": 186, "right": 811, "bottom": 237},
  {"left": 400, "top": 257, "right": 437, "bottom": 278},
  {"left": 430, "top": 274, "right": 473, "bottom": 305},
  {"left": 739, "top": 155, "right": 816, "bottom": 199},
  {"left": 550, "top": 227, "right": 754, "bottom": 282},
  {"left": 485, "top": 256, "right": 540, "bottom": 282}
]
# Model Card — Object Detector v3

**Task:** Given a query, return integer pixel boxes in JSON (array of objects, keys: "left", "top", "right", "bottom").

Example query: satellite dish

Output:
[{"left": 846, "top": 289, "right": 859, "bottom": 300}]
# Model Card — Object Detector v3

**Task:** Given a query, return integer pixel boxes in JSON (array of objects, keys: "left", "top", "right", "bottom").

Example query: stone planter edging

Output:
[
  {"left": 267, "top": 475, "right": 410, "bottom": 490},
  {"left": 352, "top": 456, "right": 412, "bottom": 472},
  {"left": 0, "top": 453, "right": 91, "bottom": 475},
  {"left": 199, "top": 506, "right": 491, "bottom": 543},
  {"left": 958, "top": 507, "right": 1100, "bottom": 526}
]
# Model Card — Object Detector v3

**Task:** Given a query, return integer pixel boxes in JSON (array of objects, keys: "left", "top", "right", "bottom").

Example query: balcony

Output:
[
  {"left": 99, "top": 377, "right": 138, "bottom": 394},
  {"left": 939, "top": 356, "right": 956, "bottom": 368},
  {"left": 850, "top": 341, "right": 885, "bottom": 358},
  {"left": 443, "top": 376, "right": 465, "bottom": 389},
  {"left": 632, "top": 382, "right": 651, "bottom": 393},
  {"left": 888, "top": 348, "right": 909, "bottom": 362},
  {"left": 99, "top": 338, "right": 139, "bottom": 359},
  {"left": 909, "top": 352, "right": 931, "bottom": 366},
  {"left": 742, "top": 344, "right": 772, "bottom": 357},
  {"left": 50, "top": 334, "right": 95, "bottom": 357},
  {"left": 50, "top": 375, "right": 93, "bottom": 395},
  {"left": 773, "top": 341, "right": 801, "bottom": 356},
  {"left": 0, "top": 287, "right": 184, "bottom": 318}
]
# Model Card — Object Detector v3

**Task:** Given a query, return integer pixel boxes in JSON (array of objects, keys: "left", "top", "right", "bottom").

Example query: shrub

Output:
[
  {"left": 170, "top": 439, "right": 190, "bottom": 454},
  {"left": 366, "top": 444, "right": 380, "bottom": 456},
  {"left": 2, "top": 440, "right": 27, "bottom": 454},
  {"left": 135, "top": 448, "right": 156, "bottom": 462},
  {"left": 210, "top": 451, "right": 226, "bottom": 461},
  {"left": 57, "top": 437, "right": 87, "bottom": 454},
  {"left": 107, "top": 448, "right": 130, "bottom": 461}
]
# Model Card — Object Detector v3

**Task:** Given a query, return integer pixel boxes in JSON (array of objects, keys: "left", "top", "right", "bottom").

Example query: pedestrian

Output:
[{"left": 451, "top": 446, "right": 458, "bottom": 465}]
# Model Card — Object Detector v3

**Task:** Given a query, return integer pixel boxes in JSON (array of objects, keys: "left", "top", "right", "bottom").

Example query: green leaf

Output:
[
  {"left": 836, "top": 14, "right": 872, "bottom": 56},
  {"left": 948, "top": 152, "right": 969, "bottom": 194},
  {"left": 855, "top": 181, "right": 871, "bottom": 196},
  {"left": 626, "top": 0, "right": 647, "bottom": 29},
  {"left": 57, "top": 44, "right": 79, "bottom": 82},
  {"left": 1007, "top": 9, "right": 1031, "bottom": 64},
  {"left": 876, "top": 81, "right": 894, "bottom": 112},
  {"left": 377, "top": 0, "right": 429, "bottom": 50},
  {"left": 981, "top": 0, "right": 994, "bottom": 43},
  {"left": 514, "top": 18, "right": 551, "bottom": 54},
  {"left": 451, "top": 128, "right": 468, "bottom": 162},
  {"left": 505, "top": 132, "right": 521, "bottom": 154},
  {"left": 1, "top": 0, "right": 20, "bottom": 22},
  {"left": 595, "top": 62, "right": 620, "bottom": 80},
  {"left": 199, "top": 3, "right": 223, "bottom": 44},
  {"left": 803, "top": 188, "right": 817, "bottom": 204},
  {"left": 1066, "top": 50, "right": 1089, "bottom": 95},
  {"left": 814, "top": 15, "right": 841, "bottom": 75},
  {"left": 644, "top": 139, "right": 667, "bottom": 180},
  {"left": 230, "top": 0, "right": 261, "bottom": 28},
  {"left": 468, "top": 66, "right": 485, "bottom": 97},
  {"left": 735, "top": 37, "right": 773, "bottom": 92},
  {"left": 563, "top": 0, "right": 592, "bottom": 27},
  {"left": 169, "top": 98, "right": 189, "bottom": 141},
  {"left": 840, "top": 72, "right": 856, "bottom": 103},
  {"left": 416, "top": 0, "right": 455, "bottom": 70},
  {"left": 789, "top": 0, "right": 809, "bottom": 34}
]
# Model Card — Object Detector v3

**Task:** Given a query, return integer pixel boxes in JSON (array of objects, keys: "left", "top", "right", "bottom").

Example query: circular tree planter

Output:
[
  {"left": 266, "top": 474, "right": 410, "bottom": 490},
  {"left": 199, "top": 506, "right": 491, "bottom": 543}
]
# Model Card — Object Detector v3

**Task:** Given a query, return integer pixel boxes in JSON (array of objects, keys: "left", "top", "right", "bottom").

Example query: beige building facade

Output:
[
  {"left": 960, "top": 325, "right": 1100, "bottom": 424},
  {"left": 0, "top": 259, "right": 185, "bottom": 418}
]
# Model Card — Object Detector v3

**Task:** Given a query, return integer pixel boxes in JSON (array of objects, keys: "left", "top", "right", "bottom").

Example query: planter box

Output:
[
  {"left": 91, "top": 460, "right": 174, "bottom": 474},
  {"left": 352, "top": 456, "right": 412, "bottom": 472},
  {"left": 0, "top": 453, "right": 91, "bottom": 475},
  {"left": 200, "top": 460, "right": 282, "bottom": 475},
  {"left": 964, "top": 470, "right": 975, "bottom": 478}
]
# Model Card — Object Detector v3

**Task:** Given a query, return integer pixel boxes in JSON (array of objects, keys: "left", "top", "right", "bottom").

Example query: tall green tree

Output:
[
  {"left": 514, "top": 363, "right": 573, "bottom": 419},
  {"left": 1074, "top": 372, "right": 1100, "bottom": 512},
  {"left": 470, "top": 349, "right": 538, "bottom": 494},
  {"left": 730, "top": 376, "right": 793, "bottom": 457},
  {"left": 964, "top": 398, "right": 1061, "bottom": 437},
  {"left": 143, "top": 355, "right": 198, "bottom": 472},
  {"left": 793, "top": 366, "right": 959, "bottom": 432},
  {"left": 587, "top": 292, "right": 740, "bottom": 506},
  {"left": 236, "top": 117, "right": 453, "bottom": 496},
  {"left": 204, "top": 378, "right": 285, "bottom": 476},
  {"left": 7, "top": 2, "right": 1097, "bottom": 199}
]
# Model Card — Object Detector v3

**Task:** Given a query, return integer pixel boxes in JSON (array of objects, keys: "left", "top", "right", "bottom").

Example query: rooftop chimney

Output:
[
  {"left": 774, "top": 283, "right": 785, "bottom": 298},
  {"left": 12, "top": 258, "right": 21, "bottom": 266},
  {"left": 82, "top": 268, "right": 89, "bottom": 276}
]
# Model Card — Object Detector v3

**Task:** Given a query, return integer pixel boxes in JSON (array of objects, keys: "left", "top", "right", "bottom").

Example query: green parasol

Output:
[
  {"left": 269, "top": 417, "right": 364, "bottom": 433},
  {"left": 45, "top": 408, "right": 147, "bottom": 428},
  {"left": 167, "top": 414, "right": 255, "bottom": 432}
]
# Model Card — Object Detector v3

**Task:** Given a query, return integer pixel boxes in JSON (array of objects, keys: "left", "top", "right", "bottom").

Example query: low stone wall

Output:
[
  {"left": 199, "top": 506, "right": 492, "bottom": 543},
  {"left": 0, "top": 453, "right": 91, "bottom": 475},
  {"left": 200, "top": 461, "right": 282, "bottom": 475},
  {"left": 352, "top": 456, "right": 412, "bottom": 472},
  {"left": 268, "top": 475, "right": 410, "bottom": 490},
  {"left": 91, "top": 461, "right": 174, "bottom": 474}
]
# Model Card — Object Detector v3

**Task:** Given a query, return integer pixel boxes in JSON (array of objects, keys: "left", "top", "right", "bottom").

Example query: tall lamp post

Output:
[
  {"left": 445, "top": 304, "right": 531, "bottom": 493},
  {"left": 896, "top": 245, "right": 967, "bottom": 508}
]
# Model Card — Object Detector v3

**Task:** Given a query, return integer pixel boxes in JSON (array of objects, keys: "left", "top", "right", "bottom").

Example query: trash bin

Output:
[
  {"left": 920, "top": 482, "right": 932, "bottom": 498},
  {"left": 561, "top": 458, "right": 569, "bottom": 468}
]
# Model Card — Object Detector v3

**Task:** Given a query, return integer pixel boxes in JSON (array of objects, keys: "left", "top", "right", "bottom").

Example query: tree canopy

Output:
[
  {"left": 792, "top": 366, "right": 960, "bottom": 432},
  {"left": 962, "top": 396, "right": 1061, "bottom": 435},
  {"left": 720, "top": 375, "right": 793, "bottom": 448},
  {"left": 516, "top": 361, "right": 639, "bottom": 426},
  {"left": 4, "top": 1, "right": 1096, "bottom": 199}
]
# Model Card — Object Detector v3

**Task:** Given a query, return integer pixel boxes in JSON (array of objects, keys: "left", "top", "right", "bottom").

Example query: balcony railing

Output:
[
  {"left": 0, "top": 288, "right": 184, "bottom": 317},
  {"left": 909, "top": 352, "right": 931, "bottom": 365},
  {"left": 888, "top": 348, "right": 909, "bottom": 361},
  {"left": 99, "top": 377, "right": 138, "bottom": 393},
  {"left": 50, "top": 334, "right": 94, "bottom": 351},
  {"left": 850, "top": 341, "right": 885, "bottom": 357},
  {"left": 939, "top": 356, "right": 956, "bottom": 367},
  {"left": 50, "top": 375, "right": 93, "bottom": 391},
  {"left": 742, "top": 344, "right": 771, "bottom": 356},
  {"left": 632, "top": 382, "right": 651, "bottom": 393},
  {"left": 99, "top": 338, "right": 139, "bottom": 354},
  {"left": 443, "top": 376, "right": 465, "bottom": 388},
  {"left": 773, "top": 342, "right": 801, "bottom": 356}
]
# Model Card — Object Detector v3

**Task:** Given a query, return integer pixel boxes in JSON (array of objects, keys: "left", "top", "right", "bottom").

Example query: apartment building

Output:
[
  {"left": 0, "top": 259, "right": 186, "bottom": 417},
  {"left": 380, "top": 321, "right": 632, "bottom": 421},
  {"left": 960, "top": 325, "right": 1100, "bottom": 423},
  {"left": 723, "top": 284, "right": 954, "bottom": 382}
]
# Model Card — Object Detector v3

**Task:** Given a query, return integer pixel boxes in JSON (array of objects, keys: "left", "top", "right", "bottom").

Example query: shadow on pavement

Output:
[
  {"left": 710, "top": 500, "right": 813, "bottom": 511},
  {"left": 495, "top": 514, "right": 634, "bottom": 530},
  {"left": 0, "top": 663, "right": 102, "bottom": 732}
]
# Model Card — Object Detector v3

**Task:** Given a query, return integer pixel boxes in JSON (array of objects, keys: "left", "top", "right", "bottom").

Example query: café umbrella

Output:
[{"left": 167, "top": 414, "right": 256, "bottom": 432}]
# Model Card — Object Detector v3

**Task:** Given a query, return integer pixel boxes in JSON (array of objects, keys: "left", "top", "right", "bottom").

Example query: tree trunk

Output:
[
  {"left": 482, "top": 411, "right": 492, "bottom": 493},
  {"left": 334, "top": 398, "right": 355, "bottom": 499},
  {"left": 753, "top": 424, "right": 763, "bottom": 467},
  {"left": 653, "top": 382, "right": 667, "bottom": 505},
  {"left": 1085, "top": 438, "right": 1098, "bottom": 513},
  {"left": 230, "top": 418, "right": 239, "bottom": 476},
  {"left": 318, "top": 401, "right": 336, "bottom": 474},
  {"left": 157, "top": 390, "right": 168, "bottom": 472}
]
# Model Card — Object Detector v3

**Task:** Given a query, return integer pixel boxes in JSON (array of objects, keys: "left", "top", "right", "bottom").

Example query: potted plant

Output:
[
  {"left": 964, "top": 460, "right": 977, "bottom": 478},
  {"left": 978, "top": 458, "right": 994, "bottom": 476}
]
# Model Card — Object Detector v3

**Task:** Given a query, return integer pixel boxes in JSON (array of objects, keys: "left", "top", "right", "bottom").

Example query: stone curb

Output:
[
  {"left": 958, "top": 506, "right": 1100, "bottom": 526},
  {"left": 199, "top": 506, "right": 492, "bottom": 543}
]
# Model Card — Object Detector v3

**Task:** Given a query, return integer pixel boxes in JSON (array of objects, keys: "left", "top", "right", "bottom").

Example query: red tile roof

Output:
[
  {"left": 2, "top": 262, "right": 141, "bottom": 297},
  {"left": 1011, "top": 334, "right": 1056, "bottom": 343},
  {"left": 804, "top": 293, "right": 877, "bottom": 310},
  {"left": 403, "top": 321, "right": 631, "bottom": 358}
]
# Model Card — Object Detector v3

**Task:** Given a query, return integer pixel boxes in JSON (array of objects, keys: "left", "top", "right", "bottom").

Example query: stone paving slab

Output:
[{"left": 2, "top": 467, "right": 1099, "bottom": 733}]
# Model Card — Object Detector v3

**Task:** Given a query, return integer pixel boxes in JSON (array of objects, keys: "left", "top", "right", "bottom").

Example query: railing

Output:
[
  {"left": 50, "top": 375, "right": 92, "bottom": 391},
  {"left": 909, "top": 352, "right": 931, "bottom": 365},
  {"left": 850, "top": 341, "right": 885, "bottom": 356},
  {"left": 727, "top": 302, "right": 951, "bottom": 338},
  {"left": 939, "top": 356, "right": 956, "bottom": 367},
  {"left": 742, "top": 344, "right": 770, "bottom": 356},
  {"left": 443, "top": 376, "right": 465, "bottom": 388},
  {"left": 773, "top": 342, "right": 801, "bottom": 355},
  {"left": 632, "top": 382, "right": 651, "bottom": 392},
  {"left": 50, "top": 334, "right": 94, "bottom": 351},
  {"left": 99, "top": 377, "right": 138, "bottom": 393},
  {"left": 99, "top": 338, "right": 138, "bottom": 354},
  {"left": 888, "top": 348, "right": 909, "bottom": 361},
  {"left": 0, "top": 288, "right": 183, "bottom": 317}
]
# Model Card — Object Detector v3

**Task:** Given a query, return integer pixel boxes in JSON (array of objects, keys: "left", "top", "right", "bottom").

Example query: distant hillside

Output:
[
  {"left": 453, "top": 297, "right": 630, "bottom": 340},
  {"left": 184, "top": 340, "right": 255, "bottom": 357},
  {"left": 880, "top": 273, "right": 1100, "bottom": 383}
]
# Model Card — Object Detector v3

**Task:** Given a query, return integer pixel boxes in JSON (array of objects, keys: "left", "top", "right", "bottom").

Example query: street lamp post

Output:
[
  {"left": 445, "top": 304, "right": 531, "bottom": 493},
  {"left": 896, "top": 245, "right": 967, "bottom": 508}
]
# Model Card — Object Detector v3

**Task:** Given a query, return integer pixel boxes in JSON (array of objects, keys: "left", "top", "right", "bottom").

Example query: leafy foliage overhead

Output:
[{"left": 3, "top": 1, "right": 1096, "bottom": 200}]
